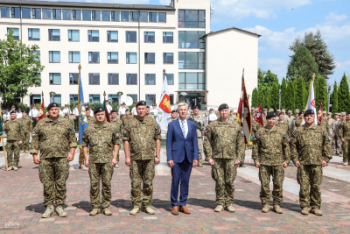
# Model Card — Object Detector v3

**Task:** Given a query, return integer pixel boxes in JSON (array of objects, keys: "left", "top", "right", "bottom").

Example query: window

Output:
[
  {"left": 144, "top": 32, "right": 155, "bottom": 43},
  {"left": 89, "top": 94, "right": 100, "bottom": 103},
  {"left": 33, "top": 51, "right": 40, "bottom": 61},
  {"left": 145, "top": 53, "right": 155, "bottom": 64},
  {"left": 179, "top": 52, "right": 205, "bottom": 69},
  {"left": 111, "top": 11, "right": 120, "bottom": 21},
  {"left": 163, "top": 53, "right": 174, "bottom": 64},
  {"left": 107, "top": 31, "right": 118, "bottom": 42},
  {"left": 63, "top": 10, "right": 72, "bottom": 20},
  {"left": 121, "top": 11, "right": 129, "bottom": 22},
  {"left": 179, "top": 72, "right": 205, "bottom": 90},
  {"left": 42, "top": 9, "right": 51, "bottom": 19},
  {"left": 22, "top": 8, "right": 31, "bottom": 18},
  {"left": 69, "top": 52, "right": 80, "bottom": 63},
  {"left": 158, "top": 12, "right": 166, "bottom": 22},
  {"left": 127, "top": 94, "right": 138, "bottom": 102},
  {"left": 89, "top": 73, "right": 100, "bottom": 85},
  {"left": 178, "top": 10, "right": 205, "bottom": 28},
  {"left": 146, "top": 94, "right": 156, "bottom": 106},
  {"left": 52, "top": 9, "right": 61, "bottom": 20},
  {"left": 102, "top": 11, "right": 110, "bottom": 21},
  {"left": 28, "top": 29, "right": 40, "bottom": 40},
  {"left": 82, "top": 10, "right": 91, "bottom": 21},
  {"left": 108, "top": 52, "right": 118, "bottom": 64},
  {"left": 126, "top": 31, "right": 137, "bottom": 42},
  {"left": 149, "top": 12, "right": 157, "bottom": 22},
  {"left": 50, "top": 73, "right": 61, "bottom": 85},
  {"left": 70, "top": 94, "right": 78, "bottom": 102},
  {"left": 140, "top": 12, "right": 148, "bottom": 22},
  {"left": 108, "top": 73, "right": 119, "bottom": 85},
  {"left": 166, "top": 74, "right": 174, "bottom": 85},
  {"left": 1, "top": 7, "right": 10, "bottom": 18},
  {"left": 130, "top": 11, "right": 139, "bottom": 22},
  {"left": 145, "top": 74, "right": 156, "bottom": 85},
  {"left": 73, "top": 10, "right": 81, "bottom": 20},
  {"left": 126, "top": 53, "right": 137, "bottom": 64},
  {"left": 163, "top": 32, "right": 173, "bottom": 43},
  {"left": 52, "top": 95, "right": 61, "bottom": 104},
  {"left": 11, "top": 7, "right": 20, "bottom": 18},
  {"left": 88, "top": 30, "right": 99, "bottom": 42},
  {"left": 68, "top": 30, "right": 79, "bottom": 41},
  {"left": 7, "top": 28, "right": 19, "bottom": 40},
  {"left": 49, "top": 51, "right": 60, "bottom": 63},
  {"left": 88, "top": 52, "right": 100, "bottom": 63},
  {"left": 92, "top": 10, "right": 100, "bottom": 21},
  {"left": 179, "top": 31, "right": 205, "bottom": 48},
  {"left": 31, "top": 94, "right": 41, "bottom": 105},
  {"left": 127, "top": 74, "right": 137, "bottom": 85},
  {"left": 48, "top": 29, "right": 60, "bottom": 41},
  {"left": 170, "top": 94, "right": 174, "bottom": 105},
  {"left": 108, "top": 94, "right": 119, "bottom": 104},
  {"left": 69, "top": 73, "right": 78, "bottom": 85},
  {"left": 32, "top": 8, "right": 41, "bottom": 19}
]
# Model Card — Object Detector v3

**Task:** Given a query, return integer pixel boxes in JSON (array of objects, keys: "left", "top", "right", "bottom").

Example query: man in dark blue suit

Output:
[{"left": 167, "top": 103, "right": 198, "bottom": 215}]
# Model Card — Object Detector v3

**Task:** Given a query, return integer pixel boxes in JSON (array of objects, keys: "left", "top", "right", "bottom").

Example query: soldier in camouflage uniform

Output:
[
  {"left": 111, "top": 110, "right": 123, "bottom": 168},
  {"left": 86, "top": 108, "right": 95, "bottom": 125},
  {"left": 318, "top": 111, "right": 330, "bottom": 135},
  {"left": 4, "top": 110, "right": 24, "bottom": 171},
  {"left": 334, "top": 113, "right": 342, "bottom": 156},
  {"left": 263, "top": 108, "right": 267, "bottom": 126},
  {"left": 337, "top": 112, "right": 350, "bottom": 165},
  {"left": 204, "top": 103, "right": 245, "bottom": 213},
  {"left": 290, "top": 109, "right": 331, "bottom": 216},
  {"left": 188, "top": 106, "right": 206, "bottom": 167},
  {"left": 229, "top": 110, "right": 237, "bottom": 121},
  {"left": 64, "top": 112, "right": 74, "bottom": 126},
  {"left": 169, "top": 110, "right": 177, "bottom": 123},
  {"left": 293, "top": 111, "right": 304, "bottom": 134},
  {"left": 30, "top": 103, "right": 77, "bottom": 218},
  {"left": 123, "top": 101, "right": 162, "bottom": 215},
  {"left": 252, "top": 112, "right": 290, "bottom": 214},
  {"left": 287, "top": 110, "right": 295, "bottom": 132},
  {"left": 20, "top": 112, "right": 33, "bottom": 153},
  {"left": 82, "top": 107, "right": 120, "bottom": 216},
  {"left": 328, "top": 112, "right": 336, "bottom": 155},
  {"left": 276, "top": 112, "right": 291, "bottom": 137},
  {"left": 122, "top": 109, "right": 133, "bottom": 126}
]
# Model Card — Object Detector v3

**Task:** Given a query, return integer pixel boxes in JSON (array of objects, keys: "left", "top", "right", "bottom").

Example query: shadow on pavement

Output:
[
  {"left": 71, "top": 201, "right": 92, "bottom": 212},
  {"left": 234, "top": 199, "right": 300, "bottom": 213},
  {"left": 25, "top": 203, "right": 45, "bottom": 214}
]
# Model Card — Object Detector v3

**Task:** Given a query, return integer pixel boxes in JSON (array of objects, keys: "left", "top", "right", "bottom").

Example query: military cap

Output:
[
  {"left": 269, "top": 108, "right": 274, "bottom": 112},
  {"left": 282, "top": 108, "right": 286, "bottom": 112},
  {"left": 334, "top": 113, "right": 339, "bottom": 116},
  {"left": 263, "top": 108, "right": 267, "bottom": 111},
  {"left": 218, "top": 103, "right": 229, "bottom": 111},
  {"left": 64, "top": 112, "right": 69, "bottom": 116},
  {"left": 110, "top": 109, "right": 117, "bottom": 114},
  {"left": 288, "top": 110, "right": 292, "bottom": 113},
  {"left": 299, "top": 111, "right": 304, "bottom": 115},
  {"left": 147, "top": 106, "right": 150, "bottom": 109},
  {"left": 295, "top": 109, "right": 300, "bottom": 113},
  {"left": 193, "top": 105, "right": 199, "bottom": 110},
  {"left": 125, "top": 109, "right": 130, "bottom": 112},
  {"left": 323, "top": 111, "right": 326, "bottom": 114},
  {"left": 347, "top": 112, "right": 350, "bottom": 115},
  {"left": 327, "top": 112, "right": 332, "bottom": 115},
  {"left": 85, "top": 107, "right": 90, "bottom": 111},
  {"left": 278, "top": 112, "right": 284, "bottom": 116},
  {"left": 9, "top": 110, "right": 16, "bottom": 114},
  {"left": 277, "top": 109, "right": 281, "bottom": 112},
  {"left": 94, "top": 107, "right": 104, "bottom": 114},
  {"left": 266, "top": 112, "right": 277, "bottom": 119},
  {"left": 304, "top": 109, "right": 315, "bottom": 116},
  {"left": 171, "top": 110, "right": 176, "bottom": 113},
  {"left": 136, "top": 101, "right": 146, "bottom": 107},
  {"left": 47, "top": 102, "right": 59, "bottom": 111},
  {"left": 342, "top": 112, "right": 346, "bottom": 116}
]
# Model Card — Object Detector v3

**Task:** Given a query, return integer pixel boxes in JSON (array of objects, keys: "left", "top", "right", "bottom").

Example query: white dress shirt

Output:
[
  {"left": 29, "top": 109, "right": 39, "bottom": 118},
  {"left": 107, "top": 104, "right": 112, "bottom": 113},
  {"left": 3, "top": 113, "right": 9, "bottom": 120},
  {"left": 151, "top": 107, "right": 158, "bottom": 117},
  {"left": 179, "top": 119, "right": 188, "bottom": 138},
  {"left": 132, "top": 107, "right": 137, "bottom": 116},
  {"left": 16, "top": 112, "right": 22, "bottom": 119},
  {"left": 73, "top": 107, "right": 79, "bottom": 116},
  {"left": 119, "top": 107, "right": 126, "bottom": 115},
  {"left": 63, "top": 108, "right": 71, "bottom": 116},
  {"left": 208, "top": 113, "right": 218, "bottom": 122},
  {"left": 90, "top": 110, "right": 94, "bottom": 116},
  {"left": 59, "top": 110, "right": 64, "bottom": 117}
]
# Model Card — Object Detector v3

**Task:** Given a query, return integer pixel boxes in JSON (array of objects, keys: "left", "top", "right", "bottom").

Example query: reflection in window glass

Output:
[
  {"left": 121, "top": 11, "right": 129, "bottom": 22},
  {"left": 144, "top": 32, "right": 155, "bottom": 43},
  {"left": 70, "top": 73, "right": 79, "bottom": 85},
  {"left": 131, "top": 11, "right": 139, "bottom": 22},
  {"left": 28, "top": 29, "right": 40, "bottom": 40},
  {"left": 158, "top": 12, "right": 166, "bottom": 22},
  {"left": 126, "top": 31, "right": 137, "bottom": 42},
  {"left": 7, "top": 28, "right": 19, "bottom": 40},
  {"left": 1, "top": 7, "right": 10, "bottom": 18},
  {"left": 178, "top": 31, "right": 205, "bottom": 49},
  {"left": 69, "top": 51, "right": 80, "bottom": 63},
  {"left": 89, "top": 52, "right": 100, "bottom": 63},
  {"left": 89, "top": 73, "right": 100, "bottom": 85},
  {"left": 52, "top": 9, "right": 61, "bottom": 20},
  {"left": 108, "top": 74, "right": 119, "bottom": 85},
  {"left": 178, "top": 72, "right": 205, "bottom": 90},
  {"left": 88, "top": 30, "right": 99, "bottom": 42},
  {"left": 163, "top": 53, "right": 173, "bottom": 64},
  {"left": 145, "top": 53, "right": 155, "bottom": 64},
  {"left": 22, "top": 8, "right": 31, "bottom": 18},
  {"left": 70, "top": 94, "right": 78, "bottom": 101},
  {"left": 53, "top": 95, "right": 61, "bottom": 104},
  {"left": 83, "top": 10, "right": 91, "bottom": 21},
  {"left": 178, "top": 10, "right": 205, "bottom": 28},
  {"left": 73, "top": 10, "right": 81, "bottom": 20},
  {"left": 102, "top": 11, "right": 110, "bottom": 21},
  {"left": 178, "top": 52, "right": 205, "bottom": 69},
  {"left": 68, "top": 30, "right": 79, "bottom": 41},
  {"left": 140, "top": 12, "right": 148, "bottom": 22},
  {"left": 63, "top": 10, "right": 72, "bottom": 20},
  {"left": 126, "top": 53, "right": 137, "bottom": 64},
  {"left": 145, "top": 74, "right": 156, "bottom": 85},
  {"left": 50, "top": 73, "right": 61, "bottom": 85},
  {"left": 32, "top": 8, "right": 41, "bottom": 19},
  {"left": 108, "top": 52, "right": 118, "bottom": 64},
  {"left": 89, "top": 94, "right": 100, "bottom": 103},
  {"left": 11, "top": 7, "right": 20, "bottom": 18},
  {"left": 49, "top": 51, "right": 60, "bottom": 63},
  {"left": 149, "top": 12, "right": 157, "bottom": 22},
  {"left": 42, "top": 9, "right": 51, "bottom": 19},
  {"left": 107, "top": 31, "right": 118, "bottom": 42},
  {"left": 111, "top": 11, "right": 120, "bottom": 21},
  {"left": 166, "top": 74, "right": 174, "bottom": 85},
  {"left": 92, "top": 10, "right": 100, "bottom": 21},
  {"left": 145, "top": 94, "right": 156, "bottom": 106},
  {"left": 127, "top": 74, "right": 137, "bottom": 85},
  {"left": 163, "top": 32, "right": 173, "bottom": 43},
  {"left": 49, "top": 29, "right": 60, "bottom": 41}
]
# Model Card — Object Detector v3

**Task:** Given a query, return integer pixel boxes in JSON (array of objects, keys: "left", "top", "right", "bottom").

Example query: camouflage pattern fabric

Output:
[
  {"left": 229, "top": 115, "right": 237, "bottom": 121},
  {"left": 188, "top": 114, "right": 206, "bottom": 161},
  {"left": 89, "top": 163, "right": 114, "bottom": 208},
  {"left": 293, "top": 117, "right": 303, "bottom": 132},
  {"left": 319, "top": 116, "right": 330, "bottom": 135},
  {"left": 211, "top": 159, "right": 237, "bottom": 206},
  {"left": 275, "top": 120, "right": 291, "bottom": 137},
  {"left": 258, "top": 165, "right": 284, "bottom": 205},
  {"left": 20, "top": 117, "right": 33, "bottom": 151},
  {"left": 122, "top": 115, "right": 133, "bottom": 128},
  {"left": 252, "top": 119, "right": 262, "bottom": 139},
  {"left": 39, "top": 157, "right": 69, "bottom": 207},
  {"left": 5, "top": 140, "right": 20, "bottom": 167},
  {"left": 263, "top": 116, "right": 267, "bottom": 126},
  {"left": 342, "top": 140, "right": 350, "bottom": 163},
  {"left": 87, "top": 116, "right": 95, "bottom": 125},
  {"left": 3, "top": 119, "right": 24, "bottom": 141},
  {"left": 337, "top": 120, "right": 350, "bottom": 161},
  {"left": 328, "top": 118, "right": 336, "bottom": 153},
  {"left": 111, "top": 118, "right": 123, "bottom": 162},
  {"left": 335, "top": 119, "right": 343, "bottom": 154}
]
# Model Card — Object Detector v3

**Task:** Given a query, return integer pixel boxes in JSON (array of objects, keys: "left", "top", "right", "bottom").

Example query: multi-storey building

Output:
[{"left": 0, "top": 0, "right": 259, "bottom": 110}]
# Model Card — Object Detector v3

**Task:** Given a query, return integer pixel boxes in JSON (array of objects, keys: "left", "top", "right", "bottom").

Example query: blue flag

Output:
[{"left": 78, "top": 73, "right": 88, "bottom": 145}]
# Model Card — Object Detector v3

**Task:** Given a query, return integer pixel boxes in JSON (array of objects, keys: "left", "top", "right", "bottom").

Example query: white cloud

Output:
[
  {"left": 325, "top": 12, "right": 348, "bottom": 22},
  {"left": 159, "top": 0, "right": 171, "bottom": 5},
  {"left": 259, "top": 58, "right": 288, "bottom": 79}
]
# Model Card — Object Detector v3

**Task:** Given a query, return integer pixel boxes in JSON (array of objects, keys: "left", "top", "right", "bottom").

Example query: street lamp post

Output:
[{"left": 279, "top": 89, "right": 281, "bottom": 110}]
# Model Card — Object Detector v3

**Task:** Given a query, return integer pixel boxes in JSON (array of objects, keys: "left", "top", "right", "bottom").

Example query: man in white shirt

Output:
[
  {"left": 118, "top": 102, "right": 126, "bottom": 119},
  {"left": 62, "top": 104, "right": 71, "bottom": 116},
  {"left": 151, "top": 104, "right": 158, "bottom": 119},
  {"left": 73, "top": 103, "right": 79, "bottom": 131},
  {"left": 29, "top": 105, "right": 39, "bottom": 128},
  {"left": 131, "top": 102, "right": 137, "bottom": 118},
  {"left": 187, "top": 105, "right": 192, "bottom": 117},
  {"left": 59, "top": 104, "right": 64, "bottom": 117},
  {"left": 208, "top": 108, "right": 218, "bottom": 123},
  {"left": 16, "top": 108, "right": 23, "bottom": 119},
  {"left": 106, "top": 100, "right": 112, "bottom": 113}
]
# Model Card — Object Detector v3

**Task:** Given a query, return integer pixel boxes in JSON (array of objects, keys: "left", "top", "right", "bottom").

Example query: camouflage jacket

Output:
[
  {"left": 87, "top": 116, "right": 95, "bottom": 125},
  {"left": 252, "top": 119, "right": 262, "bottom": 136},
  {"left": 203, "top": 118, "right": 245, "bottom": 161},
  {"left": 290, "top": 125, "right": 332, "bottom": 165},
  {"left": 30, "top": 117, "right": 77, "bottom": 158},
  {"left": 20, "top": 117, "right": 33, "bottom": 133},
  {"left": 252, "top": 126, "right": 290, "bottom": 165},
  {"left": 229, "top": 115, "right": 237, "bottom": 121},
  {"left": 123, "top": 117, "right": 161, "bottom": 160},
  {"left": 294, "top": 117, "right": 303, "bottom": 128},
  {"left": 4, "top": 119, "right": 24, "bottom": 141},
  {"left": 82, "top": 121, "right": 120, "bottom": 163},
  {"left": 328, "top": 118, "right": 336, "bottom": 137},
  {"left": 122, "top": 115, "right": 133, "bottom": 127},
  {"left": 188, "top": 114, "right": 206, "bottom": 137},
  {"left": 337, "top": 120, "right": 350, "bottom": 140},
  {"left": 111, "top": 118, "right": 123, "bottom": 136},
  {"left": 262, "top": 116, "right": 267, "bottom": 126},
  {"left": 287, "top": 116, "right": 295, "bottom": 126},
  {"left": 319, "top": 116, "right": 330, "bottom": 135},
  {"left": 276, "top": 120, "right": 291, "bottom": 137}
]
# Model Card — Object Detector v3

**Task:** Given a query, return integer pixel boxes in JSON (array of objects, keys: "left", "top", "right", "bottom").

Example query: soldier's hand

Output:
[
  {"left": 342, "top": 138, "right": 345, "bottom": 142},
  {"left": 154, "top": 156, "right": 160, "bottom": 165},
  {"left": 67, "top": 153, "right": 74, "bottom": 162},
  {"left": 193, "top": 160, "right": 198, "bottom": 167},
  {"left": 255, "top": 162, "right": 260, "bottom": 168},
  {"left": 235, "top": 160, "right": 241, "bottom": 165},
  {"left": 112, "top": 158, "right": 117, "bottom": 167},
  {"left": 125, "top": 157, "right": 131, "bottom": 167},
  {"left": 295, "top": 161, "right": 301, "bottom": 167},
  {"left": 208, "top": 159, "right": 215, "bottom": 166},
  {"left": 167, "top": 160, "right": 174, "bottom": 168},
  {"left": 321, "top": 161, "right": 327, "bottom": 167},
  {"left": 282, "top": 162, "right": 288, "bottom": 168},
  {"left": 33, "top": 154, "right": 40, "bottom": 164},
  {"left": 85, "top": 159, "right": 89, "bottom": 168},
  {"left": 18, "top": 141, "right": 22, "bottom": 145}
]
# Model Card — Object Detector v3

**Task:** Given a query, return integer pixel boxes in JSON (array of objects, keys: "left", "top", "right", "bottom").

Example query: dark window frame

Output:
[
  {"left": 88, "top": 52, "right": 100, "bottom": 64},
  {"left": 163, "top": 32, "right": 173, "bottom": 43},
  {"left": 49, "top": 51, "right": 60, "bottom": 63},
  {"left": 163, "top": 53, "right": 174, "bottom": 64},
  {"left": 69, "top": 73, "right": 79, "bottom": 85},
  {"left": 107, "top": 52, "right": 119, "bottom": 64},
  {"left": 178, "top": 9, "right": 205, "bottom": 28},
  {"left": 126, "top": 74, "right": 138, "bottom": 85},
  {"left": 144, "top": 53, "right": 155, "bottom": 64},
  {"left": 69, "top": 51, "right": 80, "bottom": 63},
  {"left": 88, "top": 30, "right": 99, "bottom": 42},
  {"left": 144, "top": 31, "right": 155, "bottom": 43},
  {"left": 48, "top": 29, "right": 60, "bottom": 41}
]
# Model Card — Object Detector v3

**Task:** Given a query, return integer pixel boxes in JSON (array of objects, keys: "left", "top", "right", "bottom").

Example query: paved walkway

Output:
[{"left": 0, "top": 150, "right": 350, "bottom": 233}]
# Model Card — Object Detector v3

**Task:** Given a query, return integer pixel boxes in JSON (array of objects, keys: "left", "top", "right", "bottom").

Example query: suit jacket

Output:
[{"left": 166, "top": 119, "right": 199, "bottom": 163}]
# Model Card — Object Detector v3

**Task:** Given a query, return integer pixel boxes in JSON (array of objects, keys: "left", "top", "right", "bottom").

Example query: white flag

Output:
[
  {"left": 156, "top": 74, "right": 172, "bottom": 133},
  {"left": 302, "top": 80, "right": 317, "bottom": 125}
]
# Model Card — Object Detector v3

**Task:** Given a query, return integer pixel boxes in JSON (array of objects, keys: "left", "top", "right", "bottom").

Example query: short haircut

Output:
[{"left": 177, "top": 103, "right": 188, "bottom": 110}]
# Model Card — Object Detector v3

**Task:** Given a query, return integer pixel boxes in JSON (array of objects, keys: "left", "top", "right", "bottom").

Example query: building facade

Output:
[{"left": 0, "top": 0, "right": 258, "bottom": 110}]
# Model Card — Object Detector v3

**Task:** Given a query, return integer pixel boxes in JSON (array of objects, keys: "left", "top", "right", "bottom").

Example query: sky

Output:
[{"left": 46, "top": 0, "right": 350, "bottom": 85}]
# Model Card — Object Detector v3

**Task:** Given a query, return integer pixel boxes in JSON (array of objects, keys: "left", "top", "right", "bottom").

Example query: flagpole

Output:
[{"left": 77, "top": 64, "right": 83, "bottom": 169}]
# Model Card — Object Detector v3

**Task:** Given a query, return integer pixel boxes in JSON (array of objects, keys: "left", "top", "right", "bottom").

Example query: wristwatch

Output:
[{"left": 155, "top": 155, "right": 160, "bottom": 159}]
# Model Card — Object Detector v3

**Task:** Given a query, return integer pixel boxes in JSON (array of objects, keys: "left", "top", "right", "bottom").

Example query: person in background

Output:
[
  {"left": 106, "top": 100, "right": 112, "bottom": 113},
  {"left": 3, "top": 109, "right": 9, "bottom": 122},
  {"left": 132, "top": 102, "right": 138, "bottom": 118},
  {"left": 16, "top": 108, "right": 23, "bottom": 119},
  {"left": 118, "top": 102, "right": 126, "bottom": 119},
  {"left": 208, "top": 109, "right": 217, "bottom": 124},
  {"left": 29, "top": 105, "right": 39, "bottom": 128},
  {"left": 73, "top": 103, "right": 79, "bottom": 132},
  {"left": 62, "top": 104, "right": 71, "bottom": 116}
]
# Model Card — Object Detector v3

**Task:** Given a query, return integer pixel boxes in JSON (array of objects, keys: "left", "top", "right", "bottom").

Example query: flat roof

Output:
[
  {"left": 202, "top": 27, "right": 261, "bottom": 38},
  {"left": 0, "top": 0, "right": 175, "bottom": 11}
]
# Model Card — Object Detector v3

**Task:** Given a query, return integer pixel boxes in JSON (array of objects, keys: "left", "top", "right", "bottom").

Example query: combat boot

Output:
[
  {"left": 129, "top": 206, "right": 140, "bottom": 215},
  {"left": 144, "top": 206, "right": 155, "bottom": 215},
  {"left": 227, "top": 205, "right": 235, "bottom": 213},
  {"left": 103, "top": 207, "right": 112, "bottom": 216},
  {"left": 262, "top": 204, "right": 270, "bottom": 213},
  {"left": 344, "top": 162, "right": 348, "bottom": 166},
  {"left": 197, "top": 161, "right": 203, "bottom": 167},
  {"left": 42, "top": 205, "right": 54, "bottom": 218},
  {"left": 89, "top": 208, "right": 99, "bottom": 216},
  {"left": 340, "top": 153, "right": 343, "bottom": 157},
  {"left": 13, "top": 166, "right": 18, "bottom": 171},
  {"left": 301, "top": 207, "right": 309, "bottom": 215},
  {"left": 114, "top": 163, "right": 119, "bottom": 168},
  {"left": 310, "top": 208, "right": 322, "bottom": 216},
  {"left": 7, "top": 166, "right": 13, "bottom": 171},
  {"left": 56, "top": 205, "right": 67, "bottom": 217},
  {"left": 214, "top": 205, "right": 224, "bottom": 212},
  {"left": 273, "top": 205, "right": 282, "bottom": 214}
]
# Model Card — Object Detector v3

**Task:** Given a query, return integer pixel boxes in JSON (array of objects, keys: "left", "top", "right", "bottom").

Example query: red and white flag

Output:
[
  {"left": 237, "top": 75, "right": 252, "bottom": 145},
  {"left": 36, "top": 102, "right": 45, "bottom": 121},
  {"left": 302, "top": 80, "right": 317, "bottom": 125},
  {"left": 317, "top": 102, "right": 323, "bottom": 123},
  {"left": 156, "top": 74, "right": 172, "bottom": 133},
  {"left": 254, "top": 104, "right": 263, "bottom": 126}
]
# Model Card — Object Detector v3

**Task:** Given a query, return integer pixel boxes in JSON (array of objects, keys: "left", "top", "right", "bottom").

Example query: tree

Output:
[
  {"left": 0, "top": 30, "right": 44, "bottom": 107},
  {"left": 280, "top": 78, "right": 287, "bottom": 109},
  {"left": 261, "top": 87, "right": 271, "bottom": 109},
  {"left": 270, "top": 82, "right": 280, "bottom": 111},
  {"left": 330, "top": 81, "right": 338, "bottom": 115},
  {"left": 286, "top": 46, "right": 318, "bottom": 85},
  {"left": 251, "top": 88, "right": 259, "bottom": 108},
  {"left": 258, "top": 69, "right": 278, "bottom": 92},
  {"left": 289, "top": 30, "right": 336, "bottom": 79},
  {"left": 315, "top": 75, "right": 328, "bottom": 112},
  {"left": 285, "top": 81, "right": 295, "bottom": 112},
  {"left": 295, "top": 76, "right": 307, "bottom": 111},
  {"left": 338, "top": 73, "right": 350, "bottom": 113}
]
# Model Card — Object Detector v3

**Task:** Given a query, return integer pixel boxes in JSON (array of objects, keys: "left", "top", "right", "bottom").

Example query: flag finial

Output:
[
  {"left": 312, "top": 73, "right": 315, "bottom": 81},
  {"left": 163, "top": 69, "right": 166, "bottom": 74},
  {"left": 242, "top": 68, "right": 244, "bottom": 77},
  {"left": 78, "top": 64, "right": 82, "bottom": 72},
  {"left": 103, "top": 91, "right": 106, "bottom": 97}
]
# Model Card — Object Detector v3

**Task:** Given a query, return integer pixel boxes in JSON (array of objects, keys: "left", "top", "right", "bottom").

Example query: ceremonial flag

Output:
[
  {"left": 78, "top": 72, "right": 88, "bottom": 145},
  {"left": 237, "top": 74, "right": 252, "bottom": 145},
  {"left": 317, "top": 102, "right": 323, "bottom": 123},
  {"left": 102, "top": 91, "right": 110, "bottom": 123},
  {"left": 302, "top": 78, "right": 317, "bottom": 125},
  {"left": 36, "top": 92, "right": 45, "bottom": 121},
  {"left": 157, "top": 73, "right": 171, "bottom": 133},
  {"left": 254, "top": 104, "right": 263, "bottom": 126}
]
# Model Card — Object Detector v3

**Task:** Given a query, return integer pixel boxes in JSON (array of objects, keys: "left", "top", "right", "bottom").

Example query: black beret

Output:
[
  {"left": 278, "top": 112, "right": 284, "bottom": 116},
  {"left": 304, "top": 109, "right": 315, "bottom": 116},
  {"left": 347, "top": 112, "right": 350, "bottom": 115},
  {"left": 266, "top": 112, "right": 277, "bottom": 119},
  {"left": 110, "top": 109, "right": 117, "bottom": 114},
  {"left": 299, "top": 111, "right": 304, "bottom": 115},
  {"left": 218, "top": 103, "right": 229, "bottom": 111},
  {"left": 125, "top": 109, "right": 130, "bottom": 112},
  {"left": 171, "top": 110, "right": 176, "bottom": 113},
  {"left": 9, "top": 110, "right": 16, "bottom": 114},
  {"left": 94, "top": 107, "right": 104, "bottom": 114},
  {"left": 47, "top": 102, "right": 59, "bottom": 111},
  {"left": 85, "top": 107, "right": 90, "bottom": 111},
  {"left": 136, "top": 101, "right": 146, "bottom": 107},
  {"left": 193, "top": 105, "right": 199, "bottom": 110},
  {"left": 147, "top": 106, "right": 150, "bottom": 109}
]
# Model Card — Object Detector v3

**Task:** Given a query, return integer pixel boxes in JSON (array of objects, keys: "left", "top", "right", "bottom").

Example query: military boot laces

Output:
[
  {"left": 144, "top": 206, "right": 155, "bottom": 215},
  {"left": 214, "top": 205, "right": 224, "bottom": 212},
  {"left": 227, "top": 205, "right": 235, "bottom": 213},
  {"left": 89, "top": 208, "right": 99, "bottom": 216},
  {"left": 310, "top": 208, "right": 322, "bottom": 216},
  {"left": 262, "top": 204, "right": 270, "bottom": 213},
  {"left": 56, "top": 205, "right": 67, "bottom": 217},
  {"left": 273, "top": 205, "right": 283, "bottom": 214},
  {"left": 129, "top": 206, "right": 140, "bottom": 215},
  {"left": 301, "top": 207, "right": 309, "bottom": 215},
  {"left": 42, "top": 205, "right": 54, "bottom": 218},
  {"left": 103, "top": 207, "right": 112, "bottom": 216}
]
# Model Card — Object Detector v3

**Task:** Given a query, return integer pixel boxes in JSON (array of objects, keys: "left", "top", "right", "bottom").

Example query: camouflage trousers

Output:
[
  {"left": 198, "top": 137, "right": 203, "bottom": 161},
  {"left": 22, "top": 132, "right": 30, "bottom": 152},
  {"left": 89, "top": 163, "right": 114, "bottom": 209},
  {"left": 297, "top": 165, "right": 323, "bottom": 209},
  {"left": 5, "top": 140, "right": 20, "bottom": 167},
  {"left": 343, "top": 140, "right": 350, "bottom": 162},
  {"left": 129, "top": 159, "right": 155, "bottom": 208},
  {"left": 211, "top": 159, "right": 238, "bottom": 206},
  {"left": 258, "top": 165, "right": 284, "bottom": 205},
  {"left": 336, "top": 136, "right": 342, "bottom": 154},
  {"left": 39, "top": 157, "right": 69, "bottom": 207}
]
